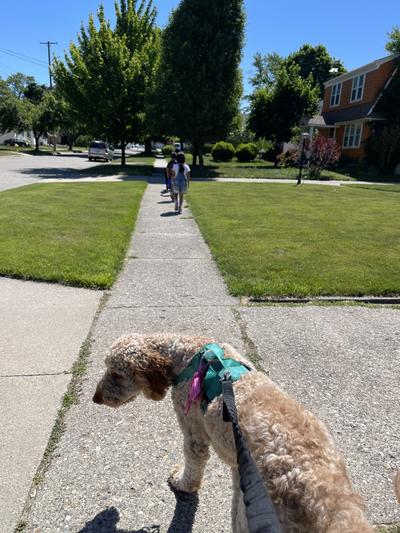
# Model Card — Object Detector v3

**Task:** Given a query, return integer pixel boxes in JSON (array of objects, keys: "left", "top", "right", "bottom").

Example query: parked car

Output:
[
  {"left": 16, "top": 139, "right": 31, "bottom": 147},
  {"left": 3, "top": 138, "right": 31, "bottom": 147},
  {"left": 3, "top": 138, "right": 17, "bottom": 146},
  {"left": 88, "top": 141, "right": 114, "bottom": 162}
]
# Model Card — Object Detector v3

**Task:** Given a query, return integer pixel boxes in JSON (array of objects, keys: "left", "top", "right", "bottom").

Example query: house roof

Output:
[
  {"left": 323, "top": 103, "right": 376, "bottom": 125},
  {"left": 324, "top": 53, "right": 399, "bottom": 88}
]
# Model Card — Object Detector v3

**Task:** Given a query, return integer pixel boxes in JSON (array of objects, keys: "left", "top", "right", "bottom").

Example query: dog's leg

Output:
[
  {"left": 231, "top": 468, "right": 249, "bottom": 533},
  {"left": 169, "top": 424, "right": 210, "bottom": 493}
]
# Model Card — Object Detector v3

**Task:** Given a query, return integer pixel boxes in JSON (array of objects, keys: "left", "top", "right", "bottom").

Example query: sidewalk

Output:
[
  {"left": 23, "top": 179, "right": 243, "bottom": 532},
  {"left": 20, "top": 173, "right": 400, "bottom": 531},
  {"left": 0, "top": 279, "right": 101, "bottom": 533}
]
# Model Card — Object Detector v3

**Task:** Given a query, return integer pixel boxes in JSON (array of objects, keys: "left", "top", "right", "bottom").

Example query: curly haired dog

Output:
[{"left": 93, "top": 333, "right": 373, "bottom": 533}]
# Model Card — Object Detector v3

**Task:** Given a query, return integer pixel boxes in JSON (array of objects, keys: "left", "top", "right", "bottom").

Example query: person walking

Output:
[
  {"left": 164, "top": 152, "right": 177, "bottom": 201},
  {"left": 171, "top": 152, "right": 191, "bottom": 214}
]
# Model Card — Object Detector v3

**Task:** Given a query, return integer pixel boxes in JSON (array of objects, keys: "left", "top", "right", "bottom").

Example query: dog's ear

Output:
[{"left": 133, "top": 348, "right": 173, "bottom": 401}]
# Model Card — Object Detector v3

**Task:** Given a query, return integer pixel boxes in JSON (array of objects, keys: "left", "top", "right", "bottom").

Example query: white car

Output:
[{"left": 88, "top": 141, "right": 114, "bottom": 162}]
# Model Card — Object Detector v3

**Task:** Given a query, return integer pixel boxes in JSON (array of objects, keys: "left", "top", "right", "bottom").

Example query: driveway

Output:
[{"left": 0, "top": 152, "right": 98, "bottom": 192}]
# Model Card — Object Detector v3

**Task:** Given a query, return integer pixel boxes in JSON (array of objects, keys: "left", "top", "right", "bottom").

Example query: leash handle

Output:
[{"left": 221, "top": 373, "right": 281, "bottom": 533}]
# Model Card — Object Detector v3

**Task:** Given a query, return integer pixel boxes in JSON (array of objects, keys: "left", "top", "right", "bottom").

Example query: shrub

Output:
[
  {"left": 203, "top": 143, "right": 214, "bottom": 155},
  {"left": 211, "top": 141, "right": 235, "bottom": 162},
  {"left": 309, "top": 136, "right": 340, "bottom": 178},
  {"left": 162, "top": 145, "right": 175, "bottom": 157},
  {"left": 235, "top": 143, "right": 258, "bottom": 162},
  {"left": 277, "top": 149, "right": 299, "bottom": 167},
  {"left": 75, "top": 135, "right": 92, "bottom": 147}
]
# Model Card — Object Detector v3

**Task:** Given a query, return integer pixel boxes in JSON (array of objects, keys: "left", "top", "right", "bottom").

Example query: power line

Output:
[
  {"left": 0, "top": 47, "right": 48, "bottom": 66},
  {"left": 40, "top": 41, "right": 58, "bottom": 88},
  {"left": 0, "top": 48, "right": 48, "bottom": 68}
]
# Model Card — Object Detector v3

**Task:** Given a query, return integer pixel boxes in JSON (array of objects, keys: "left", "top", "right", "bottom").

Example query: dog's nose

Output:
[{"left": 92, "top": 390, "right": 103, "bottom": 404}]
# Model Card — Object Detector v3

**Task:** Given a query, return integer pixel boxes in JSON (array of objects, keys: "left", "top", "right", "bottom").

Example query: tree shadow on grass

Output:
[{"left": 19, "top": 167, "right": 151, "bottom": 180}]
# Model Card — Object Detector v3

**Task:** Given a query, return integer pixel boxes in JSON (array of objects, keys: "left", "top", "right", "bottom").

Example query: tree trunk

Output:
[
  {"left": 121, "top": 141, "right": 126, "bottom": 168},
  {"left": 198, "top": 143, "right": 204, "bottom": 166},
  {"left": 273, "top": 142, "right": 282, "bottom": 167},
  {"left": 144, "top": 137, "right": 152, "bottom": 156},
  {"left": 192, "top": 140, "right": 199, "bottom": 166},
  {"left": 34, "top": 134, "right": 40, "bottom": 152}
]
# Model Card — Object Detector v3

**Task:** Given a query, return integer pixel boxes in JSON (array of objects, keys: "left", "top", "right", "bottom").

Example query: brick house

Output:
[{"left": 308, "top": 53, "right": 399, "bottom": 162}]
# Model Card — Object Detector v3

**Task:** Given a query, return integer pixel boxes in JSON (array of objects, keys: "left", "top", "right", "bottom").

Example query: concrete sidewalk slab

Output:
[
  {"left": 0, "top": 375, "right": 70, "bottom": 533},
  {"left": 0, "top": 278, "right": 101, "bottom": 375},
  {"left": 129, "top": 233, "right": 211, "bottom": 260},
  {"left": 240, "top": 305, "right": 400, "bottom": 524},
  {"left": 108, "top": 259, "right": 236, "bottom": 308},
  {"left": 0, "top": 278, "right": 102, "bottom": 533}
]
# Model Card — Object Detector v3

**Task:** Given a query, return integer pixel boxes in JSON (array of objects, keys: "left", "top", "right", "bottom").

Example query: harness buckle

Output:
[{"left": 220, "top": 370, "right": 232, "bottom": 382}]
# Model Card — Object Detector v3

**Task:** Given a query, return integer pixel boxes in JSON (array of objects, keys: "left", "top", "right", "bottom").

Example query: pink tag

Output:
[{"left": 184, "top": 361, "right": 207, "bottom": 415}]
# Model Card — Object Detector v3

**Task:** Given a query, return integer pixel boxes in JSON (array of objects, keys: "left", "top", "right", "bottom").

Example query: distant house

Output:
[{"left": 308, "top": 53, "right": 399, "bottom": 162}]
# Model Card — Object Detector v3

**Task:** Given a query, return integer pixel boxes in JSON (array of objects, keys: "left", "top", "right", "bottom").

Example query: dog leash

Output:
[{"left": 221, "top": 372, "right": 281, "bottom": 533}]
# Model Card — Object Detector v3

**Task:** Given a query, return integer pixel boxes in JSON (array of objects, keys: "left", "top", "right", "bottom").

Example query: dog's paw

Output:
[{"left": 168, "top": 465, "right": 200, "bottom": 493}]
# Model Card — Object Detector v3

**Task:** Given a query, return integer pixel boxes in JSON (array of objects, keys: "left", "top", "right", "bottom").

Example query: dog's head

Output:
[{"left": 92, "top": 334, "right": 173, "bottom": 407}]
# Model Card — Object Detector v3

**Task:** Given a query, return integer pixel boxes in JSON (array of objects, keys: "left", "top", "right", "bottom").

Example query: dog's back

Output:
[{"left": 229, "top": 372, "right": 373, "bottom": 532}]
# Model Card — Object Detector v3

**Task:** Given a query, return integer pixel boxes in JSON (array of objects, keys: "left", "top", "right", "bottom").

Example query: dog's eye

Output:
[{"left": 111, "top": 371, "right": 123, "bottom": 380}]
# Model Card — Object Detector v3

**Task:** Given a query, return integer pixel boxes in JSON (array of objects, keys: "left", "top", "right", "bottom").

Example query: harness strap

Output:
[{"left": 221, "top": 374, "right": 281, "bottom": 533}]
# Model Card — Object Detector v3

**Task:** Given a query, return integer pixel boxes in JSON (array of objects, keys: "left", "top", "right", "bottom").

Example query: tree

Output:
[
  {"left": 5, "top": 73, "right": 35, "bottom": 98},
  {"left": 54, "top": 0, "right": 159, "bottom": 166},
  {"left": 386, "top": 26, "right": 400, "bottom": 54},
  {"left": 0, "top": 78, "right": 58, "bottom": 151},
  {"left": 285, "top": 44, "right": 346, "bottom": 97},
  {"left": 153, "top": 0, "right": 245, "bottom": 165},
  {"left": 249, "top": 52, "right": 284, "bottom": 89},
  {"left": 248, "top": 64, "right": 318, "bottom": 164}
]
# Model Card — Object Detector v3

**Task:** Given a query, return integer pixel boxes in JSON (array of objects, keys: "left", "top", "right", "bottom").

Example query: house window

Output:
[
  {"left": 330, "top": 83, "right": 342, "bottom": 106},
  {"left": 351, "top": 74, "right": 365, "bottom": 102},
  {"left": 343, "top": 123, "right": 363, "bottom": 148}
]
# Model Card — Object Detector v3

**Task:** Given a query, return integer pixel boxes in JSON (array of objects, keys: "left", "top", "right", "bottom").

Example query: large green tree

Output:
[
  {"left": 248, "top": 64, "right": 318, "bottom": 164},
  {"left": 386, "top": 26, "right": 400, "bottom": 54},
  {"left": 251, "top": 45, "right": 345, "bottom": 97},
  {"left": 249, "top": 52, "right": 284, "bottom": 90},
  {"left": 154, "top": 0, "right": 245, "bottom": 165},
  {"left": 286, "top": 44, "right": 345, "bottom": 97},
  {"left": 0, "top": 75, "right": 58, "bottom": 150},
  {"left": 54, "top": 0, "right": 159, "bottom": 166}
]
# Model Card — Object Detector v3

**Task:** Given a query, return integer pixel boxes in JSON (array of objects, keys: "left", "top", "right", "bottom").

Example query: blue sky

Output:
[{"left": 0, "top": 0, "right": 397, "bottom": 96}]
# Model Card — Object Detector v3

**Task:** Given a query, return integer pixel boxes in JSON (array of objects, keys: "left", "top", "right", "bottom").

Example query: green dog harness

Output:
[{"left": 173, "top": 343, "right": 250, "bottom": 412}]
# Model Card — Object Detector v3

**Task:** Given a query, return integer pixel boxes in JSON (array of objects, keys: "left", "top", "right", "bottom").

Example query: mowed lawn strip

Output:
[
  {"left": 188, "top": 182, "right": 400, "bottom": 297},
  {"left": 189, "top": 155, "right": 353, "bottom": 181},
  {"left": 0, "top": 182, "right": 147, "bottom": 288},
  {"left": 188, "top": 155, "right": 399, "bottom": 183}
]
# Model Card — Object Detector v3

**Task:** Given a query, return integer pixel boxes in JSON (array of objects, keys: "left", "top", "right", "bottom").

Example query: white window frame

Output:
[
  {"left": 330, "top": 83, "right": 342, "bottom": 107},
  {"left": 350, "top": 74, "right": 365, "bottom": 102},
  {"left": 343, "top": 122, "right": 363, "bottom": 149}
]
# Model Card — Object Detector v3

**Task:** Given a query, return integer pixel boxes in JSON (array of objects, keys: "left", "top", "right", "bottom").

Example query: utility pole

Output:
[{"left": 40, "top": 41, "right": 57, "bottom": 89}]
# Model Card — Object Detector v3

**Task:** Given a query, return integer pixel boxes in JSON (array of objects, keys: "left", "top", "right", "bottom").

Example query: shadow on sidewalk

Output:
[
  {"left": 76, "top": 488, "right": 199, "bottom": 533},
  {"left": 76, "top": 507, "right": 159, "bottom": 533},
  {"left": 167, "top": 487, "right": 199, "bottom": 533}
]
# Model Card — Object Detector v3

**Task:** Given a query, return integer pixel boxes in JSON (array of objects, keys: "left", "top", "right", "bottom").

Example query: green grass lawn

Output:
[
  {"left": 186, "top": 154, "right": 400, "bottom": 183},
  {"left": 188, "top": 182, "right": 400, "bottom": 297},
  {"left": 0, "top": 182, "right": 146, "bottom": 288},
  {"left": 82, "top": 153, "right": 156, "bottom": 176},
  {"left": 187, "top": 155, "right": 353, "bottom": 181}
]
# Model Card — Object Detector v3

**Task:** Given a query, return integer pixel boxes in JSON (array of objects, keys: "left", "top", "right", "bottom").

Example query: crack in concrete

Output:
[{"left": 0, "top": 371, "right": 72, "bottom": 378}]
